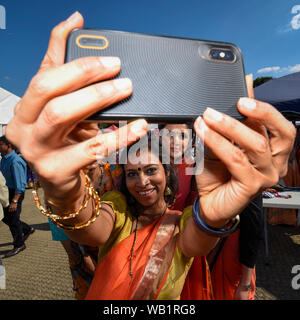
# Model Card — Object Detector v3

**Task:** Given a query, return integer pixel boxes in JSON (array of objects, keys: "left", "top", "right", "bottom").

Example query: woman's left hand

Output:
[{"left": 193, "top": 75, "right": 296, "bottom": 228}]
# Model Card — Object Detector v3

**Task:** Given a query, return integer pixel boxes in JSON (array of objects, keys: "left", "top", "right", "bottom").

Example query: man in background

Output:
[
  {"left": 0, "top": 171, "right": 9, "bottom": 223},
  {"left": 0, "top": 136, "right": 34, "bottom": 258}
]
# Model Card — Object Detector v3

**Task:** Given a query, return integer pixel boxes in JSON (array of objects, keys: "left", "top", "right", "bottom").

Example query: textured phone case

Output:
[{"left": 65, "top": 29, "right": 247, "bottom": 122}]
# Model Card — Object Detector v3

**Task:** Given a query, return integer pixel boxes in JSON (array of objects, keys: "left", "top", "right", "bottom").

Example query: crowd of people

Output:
[{"left": 0, "top": 12, "right": 297, "bottom": 300}]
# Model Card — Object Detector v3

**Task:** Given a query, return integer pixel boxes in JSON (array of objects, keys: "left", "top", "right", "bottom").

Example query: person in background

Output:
[
  {"left": 47, "top": 219, "right": 98, "bottom": 300},
  {"left": 46, "top": 160, "right": 123, "bottom": 299},
  {"left": 160, "top": 120, "right": 262, "bottom": 300},
  {"left": 4, "top": 13, "right": 295, "bottom": 299},
  {"left": 0, "top": 171, "right": 9, "bottom": 223},
  {"left": 0, "top": 136, "right": 35, "bottom": 258},
  {"left": 46, "top": 123, "right": 123, "bottom": 299},
  {"left": 159, "top": 123, "right": 197, "bottom": 211},
  {"left": 0, "top": 171, "right": 9, "bottom": 282}
]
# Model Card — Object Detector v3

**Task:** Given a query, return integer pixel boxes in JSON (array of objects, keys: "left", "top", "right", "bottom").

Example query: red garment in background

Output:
[
  {"left": 210, "top": 231, "right": 256, "bottom": 300},
  {"left": 170, "top": 159, "right": 197, "bottom": 211}
]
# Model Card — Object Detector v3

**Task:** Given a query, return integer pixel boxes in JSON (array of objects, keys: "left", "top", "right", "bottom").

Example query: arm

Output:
[
  {"left": 238, "top": 195, "right": 263, "bottom": 269},
  {"left": 179, "top": 76, "right": 296, "bottom": 257},
  {"left": 11, "top": 159, "right": 26, "bottom": 196},
  {"left": 5, "top": 13, "right": 148, "bottom": 246},
  {"left": 8, "top": 158, "right": 27, "bottom": 212},
  {"left": 234, "top": 264, "right": 254, "bottom": 300}
]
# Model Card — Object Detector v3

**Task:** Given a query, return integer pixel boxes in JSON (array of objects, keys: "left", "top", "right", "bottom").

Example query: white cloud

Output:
[
  {"left": 290, "top": 5, "right": 300, "bottom": 30},
  {"left": 287, "top": 64, "right": 300, "bottom": 72},
  {"left": 257, "top": 64, "right": 300, "bottom": 75},
  {"left": 257, "top": 66, "right": 280, "bottom": 74}
]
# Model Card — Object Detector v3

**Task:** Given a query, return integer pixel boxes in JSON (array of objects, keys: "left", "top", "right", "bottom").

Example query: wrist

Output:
[
  {"left": 197, "top": 198, "right": 232, "bottom": 229},
  {"left": 199, "top": 210, "right": 230, "bottom": 229},
  {"left": 44, "top": 172, "right": 85, "bottom": 213},
  {"left": 192, "top": 197, "right": 240, "bottom": 238}
]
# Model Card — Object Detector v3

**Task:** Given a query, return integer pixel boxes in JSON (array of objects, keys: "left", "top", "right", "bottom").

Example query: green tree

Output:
[{"left": 253, "top": 76, "right": 273, "bottom": 88}]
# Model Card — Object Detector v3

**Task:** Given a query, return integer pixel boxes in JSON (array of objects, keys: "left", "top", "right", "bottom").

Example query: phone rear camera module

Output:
[
  {"left": 209, "top": 48, "right": 235, "bottom": 62},
  {"left": 76, "top": 35, "right": 109, "bottom": 50},
  {"left": 80, "top": 37, "right": 105, "bottom": 46}
]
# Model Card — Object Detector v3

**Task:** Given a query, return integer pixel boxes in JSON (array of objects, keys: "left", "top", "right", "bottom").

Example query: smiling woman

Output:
[
  {"left": 4, "top": 12, "right": 296, "bottom": 300},
  {"left": 119, "top": 134, "right": 178, "bottom": 215}
]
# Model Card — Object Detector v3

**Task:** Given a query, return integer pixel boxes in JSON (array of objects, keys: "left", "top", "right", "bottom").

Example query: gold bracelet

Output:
[
  {"left": 50, "top": 183, "right": 101, "bottom": 231},
  {"left": 32, "top": 173, "right": 92, "bottom": 220}
]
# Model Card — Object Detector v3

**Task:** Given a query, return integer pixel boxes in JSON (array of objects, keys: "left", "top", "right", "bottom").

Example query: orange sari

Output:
[
  {"left": 85, "top": 192, "right": 212, "bottom": 300},
  {"left": 86, "top": 210, "right": 182, "bottom": 300}
]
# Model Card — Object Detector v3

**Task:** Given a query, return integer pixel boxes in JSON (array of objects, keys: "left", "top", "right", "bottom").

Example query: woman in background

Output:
[{"left": 5, "top": 12, "right": 295, "bottom": 299}]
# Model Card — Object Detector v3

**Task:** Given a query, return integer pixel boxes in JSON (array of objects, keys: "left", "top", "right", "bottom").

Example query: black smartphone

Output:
[{"left": 65, "top": 28, "right": 248, "bottom": 123}]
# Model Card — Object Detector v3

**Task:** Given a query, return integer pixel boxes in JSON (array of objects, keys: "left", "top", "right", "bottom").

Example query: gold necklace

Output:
[{"left": 129, "top": 204, "right": 168, "bottom": 278}]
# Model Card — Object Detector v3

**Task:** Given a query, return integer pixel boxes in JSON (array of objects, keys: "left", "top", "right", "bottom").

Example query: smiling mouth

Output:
[{"left": 137, "top": 189, "right": 155, "bottom": 197}]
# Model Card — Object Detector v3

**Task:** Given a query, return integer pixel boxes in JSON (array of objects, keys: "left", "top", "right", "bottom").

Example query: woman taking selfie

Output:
[{"left": 5, "top": 12, "right": 296, "bottom": 299}]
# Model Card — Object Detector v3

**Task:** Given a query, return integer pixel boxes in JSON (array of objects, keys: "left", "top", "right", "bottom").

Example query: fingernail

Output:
[
  {"left": 204, "top": 107, "right": 223, "bottom": 122},
  {"left": 98, "top": 83, "right": 114, "bottom": 97},
  {"left": 67, "top": 11, "right": 80, "bottom": 22},
  {"left": 195, "top": 116, "right": 208, "bottom": 132},
  {"left": 114, "top": 78, "right": 132, "bottom": 92},
  {"left": 239, "top": 97, "right": 256, "bottom": 110},
  {"left": 100, "top": 57, "right": 121, "bottom": 69}
]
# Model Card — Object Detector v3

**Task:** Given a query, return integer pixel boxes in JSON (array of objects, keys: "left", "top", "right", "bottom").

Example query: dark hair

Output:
[
  {"left": 0, "top": 135, "right": 14, "bottom": 149},
  {"left": 119, "top": 132, "right": 178, "bottom": 214}
]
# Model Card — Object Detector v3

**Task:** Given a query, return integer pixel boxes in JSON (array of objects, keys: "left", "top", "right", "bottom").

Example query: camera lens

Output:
[
  {"left": 209, "top": 48, "right": 235, "bottom": 62},
  {"left": 225, "top": 51, "right": 234, "bottom": 61},
  {"left": 210, "top": 50, "right": 219, "bottom": 59}
]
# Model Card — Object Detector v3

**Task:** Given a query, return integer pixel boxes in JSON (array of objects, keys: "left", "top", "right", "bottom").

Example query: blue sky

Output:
[{"left": 0, "top": 0, "right": 299, "bottom": 97}]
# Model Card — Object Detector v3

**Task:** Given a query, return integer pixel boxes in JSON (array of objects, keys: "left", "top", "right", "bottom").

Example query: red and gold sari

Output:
[{"left": 85, "top": 191, "right": 212, "bottom": 300}]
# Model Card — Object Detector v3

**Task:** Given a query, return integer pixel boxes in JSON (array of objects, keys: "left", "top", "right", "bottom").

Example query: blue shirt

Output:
[{"left": 0, "top": 151, "right": 27, "bottom": 194}]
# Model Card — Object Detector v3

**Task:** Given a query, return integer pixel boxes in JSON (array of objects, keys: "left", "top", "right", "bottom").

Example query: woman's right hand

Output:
[{"left": 5, "top": 12, "right": 148, "bottom": 208}]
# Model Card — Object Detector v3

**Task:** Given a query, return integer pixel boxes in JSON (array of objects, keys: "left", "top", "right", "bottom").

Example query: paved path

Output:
[
  {"left": 0, "top": 188, "right": 299, "bottom": 300},
  {"left": 0, "top": 189, "right": 74, "bottom": 300}
]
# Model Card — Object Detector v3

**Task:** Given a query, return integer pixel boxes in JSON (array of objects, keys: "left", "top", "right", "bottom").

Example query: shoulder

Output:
[
  {"left": 11, "top": 152, "right": 26, "bottom": 166},
  {"left": 164, "top": 206, "right": 193, "bottom": 232},
  {"left": 102, "top": 190, "right": 127, "bottom": 207},
  {"left": 101, "top": 190, "right": 130, "bottom": 221}
]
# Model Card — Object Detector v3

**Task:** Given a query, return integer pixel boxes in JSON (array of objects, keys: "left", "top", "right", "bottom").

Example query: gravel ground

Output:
[{"left": 0, "top": 189, "right": 299, "bottom": 300}]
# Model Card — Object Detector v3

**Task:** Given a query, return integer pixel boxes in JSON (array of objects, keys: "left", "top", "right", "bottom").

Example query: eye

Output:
[
  {"left": 146, "top": 167, "right": 157, "bottom": 175},
  {"left": 127, "top": 171, "right": 137, "bottom": 178}
]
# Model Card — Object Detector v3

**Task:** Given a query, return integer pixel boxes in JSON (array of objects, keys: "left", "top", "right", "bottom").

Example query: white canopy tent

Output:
[{"left": 0, "top": 87, "right": 20, "bottom": 136}]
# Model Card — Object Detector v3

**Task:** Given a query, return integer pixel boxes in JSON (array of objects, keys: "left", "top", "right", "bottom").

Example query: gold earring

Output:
[{"left": 164, "top": 186, "right": 172, "bottom": 196}]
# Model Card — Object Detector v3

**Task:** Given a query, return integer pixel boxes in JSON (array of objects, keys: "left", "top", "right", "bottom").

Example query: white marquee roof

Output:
[{"left": 0, "top": 87, "right": 20, "bottom": 124}]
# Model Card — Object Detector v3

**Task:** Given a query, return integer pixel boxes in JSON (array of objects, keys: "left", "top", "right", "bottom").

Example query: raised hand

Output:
[
  {"left": 193, "top": 75, "right": 296, "bottom": 227},
  {"left": 5, "top": 12, "right": 148, "bottom": 206}
]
